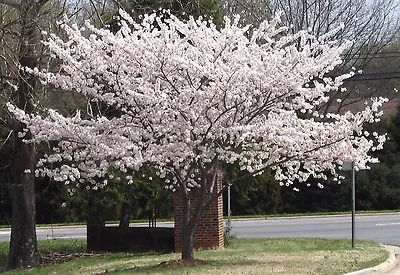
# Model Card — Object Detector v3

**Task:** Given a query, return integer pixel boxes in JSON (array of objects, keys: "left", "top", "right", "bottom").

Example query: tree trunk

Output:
[
  {"left": 181, "top": 226, "right": 195, "bottom": 260},
  {"left": 5, "top": 0, "right": 49, "bottom": 269},
  {"left": 180, "top": 169, "right": 217, "bottom": 260},
  {"left": 118, "top": 202, "right": 131, "bottom": 229},
  {"left": 7, "top": 123, "right": 39, "bottom": 269},
  {"left": 119, "top": 184, "right": 134, "bottom": 229},
  {"left": 181, "top": 189, "right": 195, "bottom": 260}
]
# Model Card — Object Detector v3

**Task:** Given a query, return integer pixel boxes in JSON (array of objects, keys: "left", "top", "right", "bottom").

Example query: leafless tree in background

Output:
[
  {"left": 0, "top": 0, "right": 50, "bottom": 269},
  {"left": 221, "top": 0, "right": 273, "bottom": 25},
  {"left": 270, "top": 0, "right": 400, "bottom": 72},
  {"left": 221, "top": 0, "right": 400, "bottom": 114},
  {"left": 0, "top": 0, "right": 104, "bottom": 269},
  {"left": 221, "top": 0, "right": 399, "bottom": 71}
]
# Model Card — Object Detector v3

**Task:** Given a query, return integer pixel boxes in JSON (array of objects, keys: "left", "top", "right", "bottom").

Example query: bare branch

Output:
[
  {"left": 0, "top": 0, "right": 21, "bottom": 10},
  {"left": 0, "top": 129, "right": 13, "bottom": 150},
  {"left": 89, "top": 0, "right": 105, "bottom": 27}
]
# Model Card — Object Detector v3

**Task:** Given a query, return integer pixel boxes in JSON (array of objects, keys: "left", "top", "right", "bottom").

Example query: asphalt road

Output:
[
  {"left": 0, "top": 213, "right": 399, "bottom": 245},
  {"left": 230, "top": 214, "right": 400, "bottom": 246}
]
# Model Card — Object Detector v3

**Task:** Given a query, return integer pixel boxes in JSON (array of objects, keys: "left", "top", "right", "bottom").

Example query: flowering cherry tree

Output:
[{"left": 8, "top": 10, "right": 387, "bottom": 260}]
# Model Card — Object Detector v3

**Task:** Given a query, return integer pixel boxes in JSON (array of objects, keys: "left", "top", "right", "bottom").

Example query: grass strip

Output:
[{"left": 0, "top": 238, "right": 387, "bottom": 274}]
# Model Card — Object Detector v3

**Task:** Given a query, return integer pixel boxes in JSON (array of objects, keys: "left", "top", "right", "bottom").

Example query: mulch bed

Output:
[
  {"left": 39, "top": 253, "right": 207, "bottom": 270},
  {"left": 39, "top": 252, "right": 102, "bottom": 267},
  {"left": 157, "top": 258, "right": 206, "bottom": 268}
]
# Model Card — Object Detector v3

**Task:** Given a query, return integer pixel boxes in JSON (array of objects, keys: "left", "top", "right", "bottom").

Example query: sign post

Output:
[
  {"left": 343, "top": 161, "right": 356, "bottom": 248},
  {"left": 227, "top": 183, "right": 231, "bottom": 227}
]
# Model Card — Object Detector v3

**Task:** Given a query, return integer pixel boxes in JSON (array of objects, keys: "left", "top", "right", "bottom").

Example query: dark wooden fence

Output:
[{"left": 87, "top": 225, "right": 175, "bottom": 253}]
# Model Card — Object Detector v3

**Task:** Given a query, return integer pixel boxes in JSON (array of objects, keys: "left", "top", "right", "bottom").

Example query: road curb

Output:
[{"left": 345, "top": 244, "right": 400, "bottom": 275}]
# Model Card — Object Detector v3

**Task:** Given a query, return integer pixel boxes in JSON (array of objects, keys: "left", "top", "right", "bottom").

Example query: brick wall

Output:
[{"left": 174, "top": 178, "right": 224, "bottom": 252}]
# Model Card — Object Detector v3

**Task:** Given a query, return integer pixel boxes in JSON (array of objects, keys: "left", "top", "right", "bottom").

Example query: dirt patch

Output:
[
  {"left": 39, "top": 252, "right": 102, "bottom": 267},
  {"left": 157, "top": 258, "right": 206, "bottom": 268}
]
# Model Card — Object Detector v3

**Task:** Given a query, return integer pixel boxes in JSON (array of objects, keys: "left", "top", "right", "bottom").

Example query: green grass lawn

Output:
[{"left": 0, "top": 238, "right": 388, "bottom": 274}]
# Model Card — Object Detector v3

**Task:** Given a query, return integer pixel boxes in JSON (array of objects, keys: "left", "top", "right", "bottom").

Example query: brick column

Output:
[{"left": 174, "top": 177, "right": 224, "bottom": 252}]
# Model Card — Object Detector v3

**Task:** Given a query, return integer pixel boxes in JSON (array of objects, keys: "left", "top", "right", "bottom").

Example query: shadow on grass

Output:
[
  {"left": 98, "top": 258, "right": 263, "bottom": 274},
  {"left": 0, "top": 251, "right": 7, "bottom": 272}
]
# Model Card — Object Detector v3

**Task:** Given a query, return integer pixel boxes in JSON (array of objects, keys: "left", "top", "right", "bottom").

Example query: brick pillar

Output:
[{"left": 174, "top": 176, "right": 224, "bottom": 252}]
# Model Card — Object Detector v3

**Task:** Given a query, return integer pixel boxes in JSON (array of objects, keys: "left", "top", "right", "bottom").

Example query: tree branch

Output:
[
  {"left": 0, "top": 0, "right": 21, "bottom": 9},
  {"left": 89, "top": 0, "right": 105, "bottom": 27}
]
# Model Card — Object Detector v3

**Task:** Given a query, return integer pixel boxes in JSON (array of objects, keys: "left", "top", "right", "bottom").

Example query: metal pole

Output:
[
  {"left": 352, "top": 161, "right": 356, "bottom": 248},
  {"left": 227, "top": 184, "right": 231, "bottom": 228}
]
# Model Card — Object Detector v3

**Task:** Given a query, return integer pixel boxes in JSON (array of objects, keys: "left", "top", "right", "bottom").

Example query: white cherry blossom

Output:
[
  {"left": 7, "top": 11, "right": 387, "bottom": 188},
  {"left": 7, "top": 10, "right": 388, "bottom": 259}
]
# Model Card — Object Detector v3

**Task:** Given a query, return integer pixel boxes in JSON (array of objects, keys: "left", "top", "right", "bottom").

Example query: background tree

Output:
[
  {"left": 269, "top": 0, "right": 399, "bottom": 69},
  {"left": 356, "top": 109, "right": 400, "bottom": 210},
  {"left": 221, "top": 0, "right": 272, "bottom": 26},
  {"left": 224, "top": 165, "right": 281, "bottom": 215},
  {"left": 219, "top": 0, "right": 400, "bottom": 112},
  {"left": 0, "top": 0, "right": 107, "bottom": 269},
  {"left": 113, "top": 0, "right": 221, "bottom": 21},
  {"left": 270, "top": 0, "right": 400, "bottom": 114},
  {"left": 0, "top": 0, "right": 50, "bottom": 269}
]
